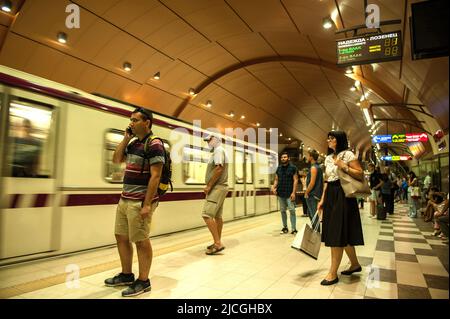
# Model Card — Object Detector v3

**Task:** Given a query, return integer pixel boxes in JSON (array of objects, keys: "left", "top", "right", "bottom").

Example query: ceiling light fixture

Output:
[
  {"left": 1, "top": 0, "right": 11, "bottom": 12},
  {"left": 153, "top": 72, "right": 160, "bottom": 80},
  {"left": 355, "top": 80, "right": 361, "bottom": 87},
  {"left": 228, "top": 111, "right": 234, "bottom": 117},
  {"left": 322, "top": 16, "right": 334, "bottom": 29},
  {"left": 240, "top": 115, "right": 245, "bottom": 119},
  {"left": 256, "top": 123, "right": 260, "bottom": 127},
  {"left": 350, "top": 86, "right": 356, "bottom": 92},
  {"left": 206, "top": 100, "right": 212, "bottom": 108},
  {"left": 345, "top": 66, "right": 354, "bottom": 74},
  {"left": 279, "top": 133, "right": 283, "bottom": 137},
  {"left": 189, "top": 88, "right": 196, "bottom": 96},
  {"left": 57, "top": 32, "right": 67, "bottom": 44},
  {"left": 123, "top": 62, "right": 132, "bottom": 72},
  {"left": 362, "top": 108, "right": 373, "bottom": 126}
]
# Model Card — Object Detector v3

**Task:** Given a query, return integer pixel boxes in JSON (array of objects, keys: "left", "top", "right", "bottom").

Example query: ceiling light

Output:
[
  {"left": 240, "top": 115, "right": 245, "bottom": 119},
  {"left": 355, "top": 80, "right": 361, "bottom": 87},
  {"left": 287, "top": 137, "right": 292, "bottom": 141},
  {"left": 350, "top": 86, "right": 356, "bottom": 92},
  {"left": 228, "top": 111, "right": 234, "bottom": 117},
  {"left": 189, "top": 88, "right": 196, "bottom": 96},
  {"left": 1, "top": 0, "right": 11, "bottom": 12},
  {"left": 268, "top": 128, "right": 273, "bottom": 133},
  {"left": 206, "top": 100, "right": 212, "bottom": 108},
  {"left": 153, "top": 72, "right": 160, "bottom": 80},
  {"left": 123, "top": 62, "right": 132, "bottom": 72},
  {"left": 256, "top": 123, "right": 260, "bottom": 127},
  {"left": 279, "top": 133, "right": 283, "bottom": 137},
  {"left": 345, "top": 66, "right": 354, "bottom": 74},
  {"left": 322, "top": 16, "right": 334, "bottom": 29},
  {"left": 356, "top": 102, "right": 361, "bottom": 106},
  {"left": 57, "top": 32, "right": 67, "bottom": 44}
]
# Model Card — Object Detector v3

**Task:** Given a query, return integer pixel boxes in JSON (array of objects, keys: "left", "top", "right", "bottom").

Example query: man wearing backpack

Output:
[
  {"left": 202, "top": 133, "right": 229, "bottom": 255},
  {"left": 104, "top": 107, "right": 164, "bottom": 297}
]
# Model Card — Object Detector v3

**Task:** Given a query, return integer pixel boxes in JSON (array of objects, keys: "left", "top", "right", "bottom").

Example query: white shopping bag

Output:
[{"left": 291, "top": 211, "right": 321, "bottom": 259}]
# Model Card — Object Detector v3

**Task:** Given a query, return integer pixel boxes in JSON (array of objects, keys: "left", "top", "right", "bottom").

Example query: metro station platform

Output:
[{"left": 0, "top": 203, "right": 448, "bottom": 300}]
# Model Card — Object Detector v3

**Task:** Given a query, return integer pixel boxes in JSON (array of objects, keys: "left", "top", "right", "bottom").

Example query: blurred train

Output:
[{"left": 0, "top": 65, "right": 279, "bottom": 265}]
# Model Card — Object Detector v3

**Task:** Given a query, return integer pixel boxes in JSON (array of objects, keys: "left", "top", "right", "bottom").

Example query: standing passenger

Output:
[
  {"left": 104, "top": 108, "right": 164, "bottom": 297},
  {"left": 317, "top": 131, "right": 364, "bottom": 285},
  {"left": 272, "top": 152, "right": 299, "bottom": 234},
  {"left": 202, "top": 134, "right": 229, "bottom": 255},
  {"left": 368, "top": 163, "right": 383, "bottom": 218},
  {"left": 304, "top": 149, "right": 323, "bottom": 232}
]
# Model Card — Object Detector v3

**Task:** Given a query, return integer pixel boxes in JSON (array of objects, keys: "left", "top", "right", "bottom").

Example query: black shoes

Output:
[
  {"left": 280, "top": 227, "right": 288, "bottom": 234},
  {"left": 320, "top": 277, "right": 339, "bottom": 286},
  {"left": 121, "top": 279, "right": 151, "bottom": 297},
  {"left": 341, "top": 266, "right": 362, "bottom": 275},
  {"left": 291, "top": 230, "right": 298, "bottom": 235},
  {"left": 104, "top": 273, "right": 135, "bottom": 287}
]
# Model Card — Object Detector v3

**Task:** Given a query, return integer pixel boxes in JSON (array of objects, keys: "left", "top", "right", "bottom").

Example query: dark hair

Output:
[
  {"left": 132, "top": 107, "right": 153, "bottom": 127},
  {"left": 408, "top": 171, "right": 417, "bottom": 179},
  {"left": 327, "top": 130, "right": 349, "bottom": 155},
  {"left": 280, "top": 151, "right": 289, "bottom": 158},
  {"left": 308, "top": 149, "right": 319, "bottom": 161}
]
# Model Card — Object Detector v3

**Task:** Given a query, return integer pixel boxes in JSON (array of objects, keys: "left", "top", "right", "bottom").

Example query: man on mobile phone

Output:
[{"left": 104, "top": 107, "right": 164, "bottom": 297}]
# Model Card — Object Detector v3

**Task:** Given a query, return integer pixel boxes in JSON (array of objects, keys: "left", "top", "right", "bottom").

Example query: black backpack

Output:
[{"left": 141, "top": 135, "right": 173, "bottom": 196}]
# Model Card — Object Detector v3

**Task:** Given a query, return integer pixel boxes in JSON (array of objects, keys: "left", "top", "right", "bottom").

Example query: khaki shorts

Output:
[
  {"left": 202, "top": 185, "right": 228, "bottom": 219},
  {"left": 115, "top": 198, "right": 158, "bottom": 243}
]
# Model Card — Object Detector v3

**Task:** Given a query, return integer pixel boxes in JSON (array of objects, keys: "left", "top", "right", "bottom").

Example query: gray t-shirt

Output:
[{"left": 205, "top": 145, "right": 228, "bottom": 186}]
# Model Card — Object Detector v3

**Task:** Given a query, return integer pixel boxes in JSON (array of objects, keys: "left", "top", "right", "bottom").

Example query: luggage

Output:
[{"left": 377, "top": 203, "right": 386, "bottom": 220}]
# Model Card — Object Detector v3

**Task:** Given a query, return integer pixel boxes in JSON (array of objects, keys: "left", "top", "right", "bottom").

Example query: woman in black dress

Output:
[{"left": 317, "top": 131, "right": 365, "bottom": 285}]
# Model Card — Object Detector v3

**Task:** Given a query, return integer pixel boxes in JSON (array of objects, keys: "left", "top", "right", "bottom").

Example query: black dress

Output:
[{"left": 322, "top": 180, "right": 365, "bottom": 247}]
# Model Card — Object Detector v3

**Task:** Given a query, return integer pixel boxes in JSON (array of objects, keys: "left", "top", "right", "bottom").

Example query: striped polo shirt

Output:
[{"left": 121, "top": 133, "right": 165, "bottom": 201}]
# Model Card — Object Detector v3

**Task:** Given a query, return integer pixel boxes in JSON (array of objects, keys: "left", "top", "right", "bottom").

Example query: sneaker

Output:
[
  {"left": 104, "top": 273, "right": 135, "bottom": 287},
  {"left": 280, "top": 227, "right": 288, "bottom": 234},
  {"left": 291, "top": 230, "right": 298, "bottom": 235},
  {"left": 121, "top": 279, "right": 151, "bottom": 297}
]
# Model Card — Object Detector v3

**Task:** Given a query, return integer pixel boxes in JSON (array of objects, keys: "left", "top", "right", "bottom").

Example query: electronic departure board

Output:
[{"left": 337, "top": 31, "right": 402, "bottom": 66}]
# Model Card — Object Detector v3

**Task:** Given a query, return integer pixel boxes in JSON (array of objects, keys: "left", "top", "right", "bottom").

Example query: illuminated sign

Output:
[
  {"left": 337, "top": 31, "right": 402, "bottom": 66},
  {"left": 373, "top": 133, "right": 428, "bottom": 144},
  {"left": 372, "top": 135, "right": 392, "bottom": 143},
  {"left": 381, "top": 155, "right": 413, "bottom": 161}
]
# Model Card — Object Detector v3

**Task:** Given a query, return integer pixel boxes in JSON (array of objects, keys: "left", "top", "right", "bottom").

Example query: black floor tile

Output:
[
  {"left": 376, "top": 240, "right": 395, "bottom": 252},
  {"left": 378, "top": 268, "right": 397, "bottom": 284},
  {"left": 413, "top": 248, "right": 436, "bottom": 256},
  {"left": 394, "top": 230, "right": 422, "bottom": 235},
  {"left": 423, "top": 274, "right": 449, "bottom": 290},
  {"left": 397, "top": 284, "right": 432, "bottom": 299},
  {"left": 395, "top": 253, "right": 418, "bottom": 262}
]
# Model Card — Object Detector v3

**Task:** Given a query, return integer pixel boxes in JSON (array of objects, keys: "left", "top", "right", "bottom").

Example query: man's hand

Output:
[
  {"left": 204, "top": 185, "right": 212, "bottom": 196},
  {"left": 304, "top": 192, "right": 309, "bottom": 199},
  {"left": 140, "top": 205, "right": 151, "bottom": 220},
  {"left": 272, "top": 186, "right": 277, "bottom": 195},
  {"left": 290, "top": 193, "right": 296, "bottom": 202}
]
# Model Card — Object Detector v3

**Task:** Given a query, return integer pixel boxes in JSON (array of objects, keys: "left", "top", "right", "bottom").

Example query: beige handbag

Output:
[
  {"left": 337, "top": 154, "right": 371, "bottom": 198},
  {"left": 291, "top": 211, "right": 321, "bottom": 259}
]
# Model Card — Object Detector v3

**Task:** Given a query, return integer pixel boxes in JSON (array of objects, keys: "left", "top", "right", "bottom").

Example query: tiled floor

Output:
[{"left": 0, "top": 203, "right": 448, "bottom": 299}]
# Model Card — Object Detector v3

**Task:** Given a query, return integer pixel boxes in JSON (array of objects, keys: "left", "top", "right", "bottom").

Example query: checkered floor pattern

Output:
[{"left": 362, "top": 203, "right": 448, "bottom": 299}]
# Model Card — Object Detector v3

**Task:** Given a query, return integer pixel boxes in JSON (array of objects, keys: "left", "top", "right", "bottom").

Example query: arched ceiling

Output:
[{"left": 0, "top": 0, "right": 448, "bottom": 154}]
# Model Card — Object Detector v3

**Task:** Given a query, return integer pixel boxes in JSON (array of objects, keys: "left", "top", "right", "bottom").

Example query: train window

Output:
[
  {"left": 104, "top": 129, "right": 126, "bottom": 183},
  {"left": 182, "top": 145, "right": 210, "bottom": 185},
  {"left": 235, "top": 150, "right": 253, "bottom": 184},
  {"left": 104, "top": 130, "right": 171, "bottom": 183},
  {"left": 5, "top": 99, "right": 56, "bottom": 178}
]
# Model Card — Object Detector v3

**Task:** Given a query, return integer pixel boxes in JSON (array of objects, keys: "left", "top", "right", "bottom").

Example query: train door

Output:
[
  {"left": 233, "top": 149, "right": 255, "bottom": 218},
  {"left": 0, "top": 89, "right": 60, "bottom": 260}
]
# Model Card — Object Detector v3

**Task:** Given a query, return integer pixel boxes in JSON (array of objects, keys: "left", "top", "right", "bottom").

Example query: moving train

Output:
[{"left": 0, "top": 65, "right": 279, "bottom": 265}]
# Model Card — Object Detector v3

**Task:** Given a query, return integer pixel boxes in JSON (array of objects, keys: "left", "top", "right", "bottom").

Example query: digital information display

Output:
[
  {"left": 381, "top": 155, "right": 413, "bottom": 161},
  {"left": 337, "top": 31, "right": 402, "bottom": 66},
  {"left": 372, "top": 133, "right": 428, "bottom": 144}
]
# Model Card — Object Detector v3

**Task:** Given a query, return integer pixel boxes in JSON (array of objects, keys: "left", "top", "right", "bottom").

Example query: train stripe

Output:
[{"left": 4, "top": 190, "right": 274, "bottom": 208}]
